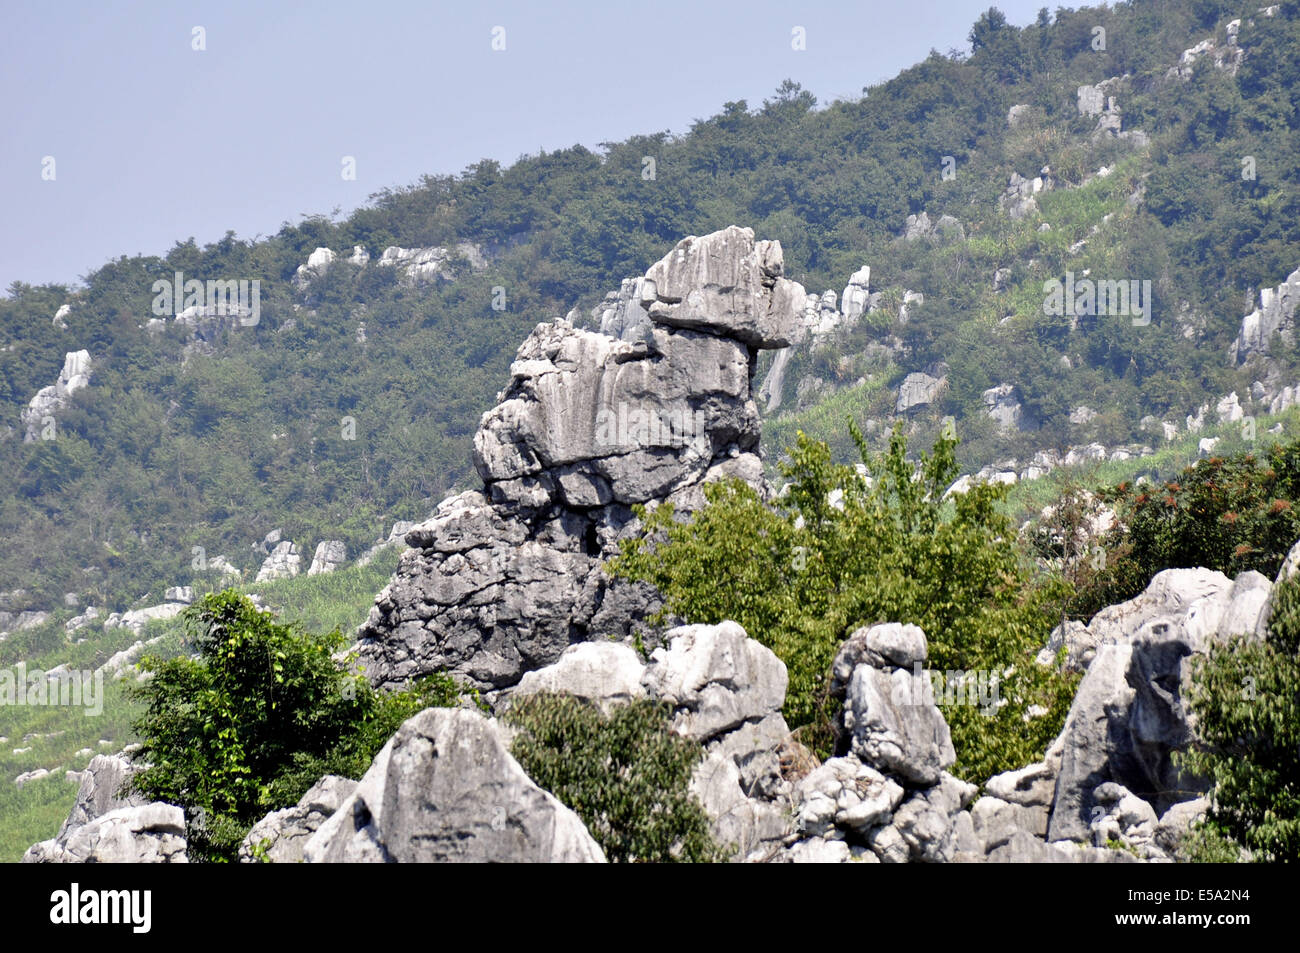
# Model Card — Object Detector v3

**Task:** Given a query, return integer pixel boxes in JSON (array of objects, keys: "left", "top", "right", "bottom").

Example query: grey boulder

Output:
[{"left": 303, "top": 708, "right": 605, "bottom": 863}]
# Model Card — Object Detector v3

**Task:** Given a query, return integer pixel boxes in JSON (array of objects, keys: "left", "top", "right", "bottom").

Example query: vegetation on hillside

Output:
[
  {"left": 505, "top": 693, "right": 725, "bottom": 863},
  {"left": 610, "top": 425, "right": 1078, "bottom": 781},
  {"left": 126, "top": 591, "right": 459, "bottom": 862},
  {"left": 5, "top": 2, "right": 1300, "bottom": 615}
]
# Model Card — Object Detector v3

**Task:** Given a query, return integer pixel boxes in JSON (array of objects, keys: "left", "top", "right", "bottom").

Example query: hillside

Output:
[
  {"left": 4, "top": 0, "right": 1300, "bottom": 863},
  {"left": 4, "top": 2, "right": 1300, "bottom": 621}
]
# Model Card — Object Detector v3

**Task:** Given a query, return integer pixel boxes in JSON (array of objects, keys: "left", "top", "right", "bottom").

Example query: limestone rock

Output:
[
  {"left": 303, "top": 708, "right": 605, "bottom": 863},
  {"left": 835, "top": 624, "right": 955, "bottom": 785},
  {"left": 295, "top": 247, "right": 336, "bottom": 284},
  {"left": 643, "top": 620, "right": 787, "bottom": 743},
  {"left": 24, "top": 804, "right": 187, "bottom": 863},
  {"left": 21, "top": 350, "right": 93, "bottom": 442},
  {"left": 795, "top": 756, "right": 904, "bottom": 838},
  {"left": 357, "top": 228, "right": 804, "bottom": 693},
  {"left": 641, "top": 226, "right": 804, "bottom": 347},
  {"left": 307, "top": 540, "right": 347, "bottom": 576},
  {"left": 376, "top": 243, "right": 487, "bottom": 283},
  {"left": 1231, "top": 266, "right": 1300, "bottom": 363},
  {"left": 255, "top": 541, "right": 302, "bottom": 582},
  {"left": 983, "top": 383, "right": 1034, "bottom": 433},
  {"left": 1043, "top": 567, "right": 1258, "bottom": 841},
  {"left": 895, "top": 371, "right": 945, "bottom": 413},
  {"left": 840, "top": 265, "right": 872, "bottom": 319},
  {"left": 240, "top": 776, "right": 357, "bottom": 863},
  {"left": 511, "top": 641, "right": 647, "bottom": 714}
]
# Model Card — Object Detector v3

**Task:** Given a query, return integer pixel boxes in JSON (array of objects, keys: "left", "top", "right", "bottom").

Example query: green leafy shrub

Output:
[
  {"left": 1177, "top": 570, "right": 1300, "bottom": 862},
  {"left": 504, "top": 693, "right": 725, "bottom": 863},
  {"left": 609, "top": 424, "right": 1077, "bottom": 781},
  {"left": 127, "top": 590, "right": 458, "bottom": 861},
  {"left": 1074, "top": 442, "right": 1300, "bottom": 617}
]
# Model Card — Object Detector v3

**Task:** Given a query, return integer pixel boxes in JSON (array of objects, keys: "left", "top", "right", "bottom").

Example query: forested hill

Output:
[{"left": 3, "top": 0, "right": 1300, "bottom": 614}]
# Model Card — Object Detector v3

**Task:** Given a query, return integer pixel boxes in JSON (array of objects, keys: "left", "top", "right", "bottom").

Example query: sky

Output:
[{"left": 0, "top": 0, "right": 1053, "bottom": 291}]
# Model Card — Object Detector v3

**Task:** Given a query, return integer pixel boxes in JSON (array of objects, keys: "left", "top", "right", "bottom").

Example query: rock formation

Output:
[
  {"left": 307, "top": 540, "right": 347, "bottom": 575},
  {"left": 354, "top": 226, "right": 805, "bottom": 693},
  {"left": 302, "top": 707, "right": 606, "bottom": 863},
  {"left": 239, "top": 775, "right": 357, "bottom": 862},
  {"left": 24, "top": 754, "right": 188, "bottom": 864},
  {"left": 1231, "top": 265, "right": 1300, "bottom": 364},
  {"left": 21, "top": 350, "right": 92, "bottom": 442}
]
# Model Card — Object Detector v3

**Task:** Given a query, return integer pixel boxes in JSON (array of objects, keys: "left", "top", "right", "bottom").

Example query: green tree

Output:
[
  {"left": 610, "top": 424, "right": 1076, "bottom": 781},
  {"left": 505, "top": 693, "right": 724, "bottom": 863},
  {"left": 1179, "top": 570, "right": 1300, "bottom": 862},
  {"left": 127, "top": 591, "right": 457, "bottom": 861}
]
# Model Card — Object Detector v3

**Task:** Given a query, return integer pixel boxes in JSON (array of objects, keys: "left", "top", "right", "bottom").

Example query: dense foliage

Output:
[
  {"left": 504, "top": 692, "right": 724, "bottom": 863},
  {"left": 5, "top": 2, "right": 1300, "bottom": 618},
  {"left": 1179, "top": 570, "right": 1300, "bottom": 862},
  {"left": 610, "top": 425, "right": 1078, "bottom": 781},
  {"left": 126, "top": 591, "right": 458, "bottom": 862},
  {"left": 1070, "top": 440, "right": 1300, "bottom": 616}
]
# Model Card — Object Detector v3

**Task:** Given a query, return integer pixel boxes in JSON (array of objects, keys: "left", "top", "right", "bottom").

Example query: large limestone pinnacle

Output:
[{"left": 356, "top": 227, "right": 806, "bottom": 692}]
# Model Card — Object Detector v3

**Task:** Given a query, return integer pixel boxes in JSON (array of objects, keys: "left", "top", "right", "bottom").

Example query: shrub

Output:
[
  {"left": 609, "top": 423, "right": 1077, "bottom": 781},
  {"left": 504, "top": 693, "right": 725, "bottom": 863},
  {"left": 1177, "top": 570, "right": 1300, "bottom": 862},
  {"left": 1075, "top": 443, "right": 1300, "bottom": 617},
  {"left": 127, "top": 590, "right": 458, "bottom": 861}
]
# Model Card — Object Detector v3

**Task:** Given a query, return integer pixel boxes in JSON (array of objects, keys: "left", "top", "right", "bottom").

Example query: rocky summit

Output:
[{"left": 355, "top": 226, "right": 805, "bottom": 692}]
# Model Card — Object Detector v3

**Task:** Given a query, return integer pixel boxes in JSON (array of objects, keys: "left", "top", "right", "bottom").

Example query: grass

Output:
[{"left": 0, "top": 541, "right": 406, "bottom": 862}]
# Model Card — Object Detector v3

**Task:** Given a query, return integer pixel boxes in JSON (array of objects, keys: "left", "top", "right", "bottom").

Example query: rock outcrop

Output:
[
  {"left": 255, "top": 541, "right": 302, "bottom": 582},
  {"left": 303, "top": 707, "right": 606, "bottom": 863},
  {"left": 307, "top": 540, "right": 347, "bottom": 576},
  {"left": 21, "top": 350, "right": 92, "bottom": 442},
  {"left": 240, "top": 775, "right": 357, "bottom": 863},
  {"left": 1231, "top": 266, "right": 1300, "bottom": 364},
  {"left": 895, "top": 370, "right": 946, "bottom": 413},
  {"left": 776, "top": 624, "right": 977, "bottom": 863},
  {"left": 355, "top": 227, "right": 805, "bottom": 692},
  {"left": 1041, "top": 568, "right": 1269, "bottom": 842},
  {"left": 505, "top": 619, "right": 798, "bottom": 861},
  {"left": 24, "top": 754, "right": 187, "bottom": 864}
]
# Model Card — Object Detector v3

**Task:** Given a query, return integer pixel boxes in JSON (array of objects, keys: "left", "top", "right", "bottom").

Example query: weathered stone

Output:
[
  {"left": 838, "top": 651, "right": 955, "bottom": 784},
  {"left": 643, "top": 620, "right": 787, "bottom": 742},
  {"left": 1232, "top": 266, "right": 1300, "bottom": 363},
  {"left": 511, "top": 641, "right": 647, "bottom": 714},
  {"left": 795, "top": 756, "right": 904, "bottom": 838},
  {"left": 831, "top": 623, "right": 927, "bottom": 685},
  {"left": 307, "top": 540, "right": 347, "bottom": 575},
  {"left": 303, "top": 708, "right": 605, "bottom": 863},
  {"left": 240, "top": 775, "right": 357, "bottom": 863},
  {"left": 358, "top": 229, "right": 805, "bottom": 693},
  {"left": 986, "top": 760, "right": 1055, "bottom": 807},
  {"left": 21, "top": 350, "right": 93, "bottom": 442},
  {"left": 255, "top": 541, "right": 301, "bottom": 582},
  {"left": 24, "top": 803, "right": 187, "bottom": 864},
  {"left": 890, "top": 773, "right": 978, "bottom": 863},
  {"left": 643, "top": 226, "right": 803, "bottom": 347},
  {"left": 970, "top": 796, "right": 1049, "bottom": 853},
  {"left": 895, "top": 372, "right": 945, "bottom": 413}
]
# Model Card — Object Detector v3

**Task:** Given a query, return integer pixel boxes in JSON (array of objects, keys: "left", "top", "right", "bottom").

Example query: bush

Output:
[
  {"left": 504, "top": 693, "right": 725, "bottom": 863},
  {"left": 127, "top": 590, "right": 458, "bottom": 861},
  {"left": 1075, "top": 443, "right": 1300, "bottom": 617},
  {"left": 1177, "top": 570, "right": 1300, "bottom": 862},
  {"left": 609, "top": 423, "right": 1077, "bottom": 781}
]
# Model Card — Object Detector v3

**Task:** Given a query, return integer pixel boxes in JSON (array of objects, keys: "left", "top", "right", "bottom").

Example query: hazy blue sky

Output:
[{"left": 1, "top": 0, "right": 1051, "bottom": 290}]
